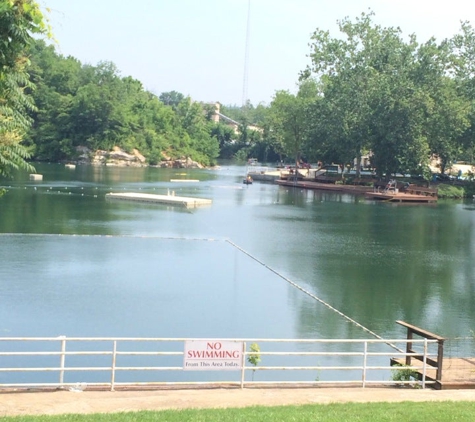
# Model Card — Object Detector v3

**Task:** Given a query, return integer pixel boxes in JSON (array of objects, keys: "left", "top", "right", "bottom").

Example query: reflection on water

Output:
[
  {"left": 1, "top": 163, "right": 475, "bottom": 346},
  {"left": 0, "top": 235, "right": 297, "bottom": 340}
]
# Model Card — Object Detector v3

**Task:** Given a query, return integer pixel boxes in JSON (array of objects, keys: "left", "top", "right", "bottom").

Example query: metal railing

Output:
[{"left": 0, "top": 337, "right": 438, "bottom": 391}]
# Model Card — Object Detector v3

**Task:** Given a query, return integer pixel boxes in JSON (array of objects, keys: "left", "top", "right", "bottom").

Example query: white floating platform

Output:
[
  {"left": 170, "top": 179, "right": 200, "bottom": 182},
  {"left": 65, "top": 164, "right": 76, "bottom": 169},
  {"left": 29, "top": 174, "right": 43, "bottom": 181},
  {"left": 106, "top": 192, "right": 212, "bottom": 208}
]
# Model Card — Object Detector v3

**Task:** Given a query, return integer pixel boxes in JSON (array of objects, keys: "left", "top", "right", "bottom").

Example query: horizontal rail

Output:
[
  {"left": 0, "top": 380, "right": 437, "bottom": 389},
  {"left": 0, "top": 337, "right": 441, "bottom": 343},
  {"left": 0, "top": 337, "right": 438, "bottom": 391}
]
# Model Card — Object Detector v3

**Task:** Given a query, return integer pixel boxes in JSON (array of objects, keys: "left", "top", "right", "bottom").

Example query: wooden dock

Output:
[
  {"left": 275, "top": 179, "right": 371, "bottom": 194},
  {"left": 105, "top": 192, "right": 212, "bottom": 208},
  {"left": 391, "top": 321, "right": 475, "bottom": 390},
  {"left": 391, "top": 356, "right": 475, "bottom": 390},
  {"left": 366, "top": 183, "right": 437, "bottom": 203},
  {"left": 365, "top": 191, "right": 437, "bottom": 203}
]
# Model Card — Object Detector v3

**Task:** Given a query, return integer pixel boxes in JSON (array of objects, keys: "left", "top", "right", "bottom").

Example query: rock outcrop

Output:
[
  {"left": 75, "top": 146, "right": 203, "bottom": 168},
  {"left": 158, "top": 157, "right": 204, "bottom": 169}
]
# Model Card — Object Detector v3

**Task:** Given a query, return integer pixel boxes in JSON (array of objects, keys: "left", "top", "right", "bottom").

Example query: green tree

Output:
[
  {"left": 210, "top": 122, "right": 236, "bottom": 159},
  {"left": 174, "top": 97, "right": 219, "bottom": 166},
  {"left": 268, "top": 79, "right": 317, "bottom": 167},
  {"left": 247, "top": 343, "right": 261, "bottom": 381},
  {"left": 303, "top": 11, "right": 471, "bottom": 180},
  {"left": 451, "top": 22, "right": 475, "bottom": 166},
  {"left": 159, "top": 90, "right": 184, "bottom": 111},
  {"left": 0, "top": 0, "right": 49, "bottom": 178}
]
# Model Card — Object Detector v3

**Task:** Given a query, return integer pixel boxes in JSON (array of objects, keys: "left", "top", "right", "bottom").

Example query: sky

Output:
[{"left": 39, "top": 0, "right": 475, "bottom": 106}]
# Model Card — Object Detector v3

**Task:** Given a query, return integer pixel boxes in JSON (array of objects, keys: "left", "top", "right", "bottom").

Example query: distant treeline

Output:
[
  {"left": 23, "top": 11, "right": 475, "bottom": 178},
  {"left": 24, "top": 40, "right": 279, "bottom": 167},
  {"left": 26, "top": 40, "right": 212, "bottom": 166}
]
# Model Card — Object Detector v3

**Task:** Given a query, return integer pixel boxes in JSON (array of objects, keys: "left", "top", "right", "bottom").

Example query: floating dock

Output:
[
  {"left": 247, "top": 170, "right": 282, "bottom": 182},
  {"left": 365, "top": 191, "right": 437, "bottom": 203},
  {"left": 106, "top": 192, "right": 212, "bottom": 208}
]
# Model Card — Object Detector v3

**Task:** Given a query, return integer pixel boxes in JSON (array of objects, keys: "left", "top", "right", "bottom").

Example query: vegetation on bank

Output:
[
  {"left": 3, "top": 401, "right": 475, "bottom": 421},
  {"left": 437, "top": 183, "right": 466, "bottom": 199},
  {"left": 26, "top": 41, "right": 221, "bottom": 167}
]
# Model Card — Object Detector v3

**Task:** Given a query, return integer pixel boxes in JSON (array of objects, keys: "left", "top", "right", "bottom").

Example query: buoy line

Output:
[
  {"left": 0, "top": 233, "right": 221, "bottom": 242},
  {"left": 226, "top": 239, "right": 402, "bottom": 352}
]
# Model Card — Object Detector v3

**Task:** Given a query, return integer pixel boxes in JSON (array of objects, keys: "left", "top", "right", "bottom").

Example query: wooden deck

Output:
[
  {"left": 391, "top": 357, "right": 475, "bottom": 390},
  {"left": 391, "top": 321, "right": 475, "bottom": 390},
  {"left": 366, "top": 183, "right": 438, "bottom": 203},
  {"left": 275, "top": 179, "right": 371, "bottom": 194}
]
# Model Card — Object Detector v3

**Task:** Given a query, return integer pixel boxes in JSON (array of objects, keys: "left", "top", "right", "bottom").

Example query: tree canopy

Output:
[
  {"left": 0, "top": 0, "right": 48, "bottom": 177},
  {"left": 26, "top": 41, "right": 220, "bottom": 166},
  {"left": 297, "top": 11, "right": 475, "bottom": 179}
]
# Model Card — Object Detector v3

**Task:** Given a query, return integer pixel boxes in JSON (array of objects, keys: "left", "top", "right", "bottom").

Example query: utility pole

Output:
[{"left": 242, "top": 0, "right": 251, "bottom": 109}]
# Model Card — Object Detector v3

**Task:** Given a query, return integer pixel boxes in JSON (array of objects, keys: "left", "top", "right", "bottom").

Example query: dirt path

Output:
[{"left": 2, "top": 387, "right": 475, "bottom": 416}]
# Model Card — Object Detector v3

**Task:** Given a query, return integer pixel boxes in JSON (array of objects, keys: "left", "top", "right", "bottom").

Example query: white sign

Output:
[{"left": 183, "top": 340, "right": 243, "bottom": 370}]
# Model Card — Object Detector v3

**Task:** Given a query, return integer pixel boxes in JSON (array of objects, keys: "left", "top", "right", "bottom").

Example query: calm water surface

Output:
[{"left": 1, "top": 163, "right": 475, "bottom": 344}]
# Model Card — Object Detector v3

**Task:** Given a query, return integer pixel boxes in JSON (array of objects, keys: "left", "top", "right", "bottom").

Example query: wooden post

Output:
[
  {"left": 436, "top": 339, "right": 444, "bottom": 381},
  {"left": 405, "top": 328, "right": 413, "bottom": 366}
]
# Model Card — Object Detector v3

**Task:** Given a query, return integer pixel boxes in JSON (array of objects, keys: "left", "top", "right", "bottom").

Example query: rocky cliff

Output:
[{"left": 76, "top": 146, "right": 204, "bottom": 168}]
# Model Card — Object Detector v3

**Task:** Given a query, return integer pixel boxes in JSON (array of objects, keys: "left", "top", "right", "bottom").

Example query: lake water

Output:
[{"left": 1, "top": 163, "right": 475, "bottom": 382}]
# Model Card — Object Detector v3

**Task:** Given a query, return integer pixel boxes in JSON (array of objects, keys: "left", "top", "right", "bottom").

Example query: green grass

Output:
[{"left": 4, "top": 402, "right": 475, "bottom": 422}]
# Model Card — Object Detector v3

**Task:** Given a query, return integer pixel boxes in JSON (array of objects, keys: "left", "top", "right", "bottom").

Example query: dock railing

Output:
[
  {"left": 394, "top": 320, "right": 445, "bottom": 382},
  {"left": 0, "top": 337, "right": 438, "bottom": 391}
]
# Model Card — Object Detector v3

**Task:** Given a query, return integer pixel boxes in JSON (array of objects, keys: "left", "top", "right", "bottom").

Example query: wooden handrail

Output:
[
  {"left": 396, "top": 320, "right": 445, "bottom": 341},
  {"left": 396, "top": 320, "right": 445, "bottom": 382}
]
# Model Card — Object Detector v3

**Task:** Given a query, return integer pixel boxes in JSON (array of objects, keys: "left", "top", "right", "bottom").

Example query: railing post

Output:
[
  {"left": 240, "top": 342, "right": 246, "bottom": 389},
  {"left": 362, "top": 341, "right": 367, "bottom": 388},
  {"left": 422, "top": 338, "right": 427, "bottom": 389},
  {"left": 110, "top": 340, "right": 117, "bottom": 392},
  {"left": 436, "top": 339, "right": 444, "bottom": 382},
  {"left": 405, "top": 329, "right": 413, "bottom": 366},
  {"left": 59, "top": 336, "right": 66, "bottom": 387}
]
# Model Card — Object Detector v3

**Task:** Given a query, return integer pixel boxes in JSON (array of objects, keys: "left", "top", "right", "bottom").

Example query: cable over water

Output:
[{"left": 226, "top": 239, "right": 403, "bottom": 352}]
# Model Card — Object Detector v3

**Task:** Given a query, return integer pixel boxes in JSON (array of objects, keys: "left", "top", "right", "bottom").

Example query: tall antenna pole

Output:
[{"left": 242, "top": 0, "right": 251, "bottom": 108}]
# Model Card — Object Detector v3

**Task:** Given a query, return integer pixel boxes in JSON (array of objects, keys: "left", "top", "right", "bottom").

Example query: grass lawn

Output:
[{"left": 3, "top": 401, "right": 475, "bottom": 422}]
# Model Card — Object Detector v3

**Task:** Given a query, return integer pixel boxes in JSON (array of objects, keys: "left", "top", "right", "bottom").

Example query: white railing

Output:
[{"left": 0, "top": 337, "right": 438, "bottom": 391}]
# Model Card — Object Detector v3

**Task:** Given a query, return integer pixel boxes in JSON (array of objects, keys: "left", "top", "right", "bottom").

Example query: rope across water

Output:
[{"left": 226, "top": 239, "right": 402, "bottom": 352}]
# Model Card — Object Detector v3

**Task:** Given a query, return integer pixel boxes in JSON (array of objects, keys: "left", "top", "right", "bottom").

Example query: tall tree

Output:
[
  {"left": 159, "top": 90, "right": 184, "bottom": 111},
  {"left": 303, "top": 11, "right": 468, "bottom": 179},
  {"left": 451, "top": 22, "right": 475, "bottom": 167},
  {"left": 268, "top": 79, "right": 317, "bottom": 167}
]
